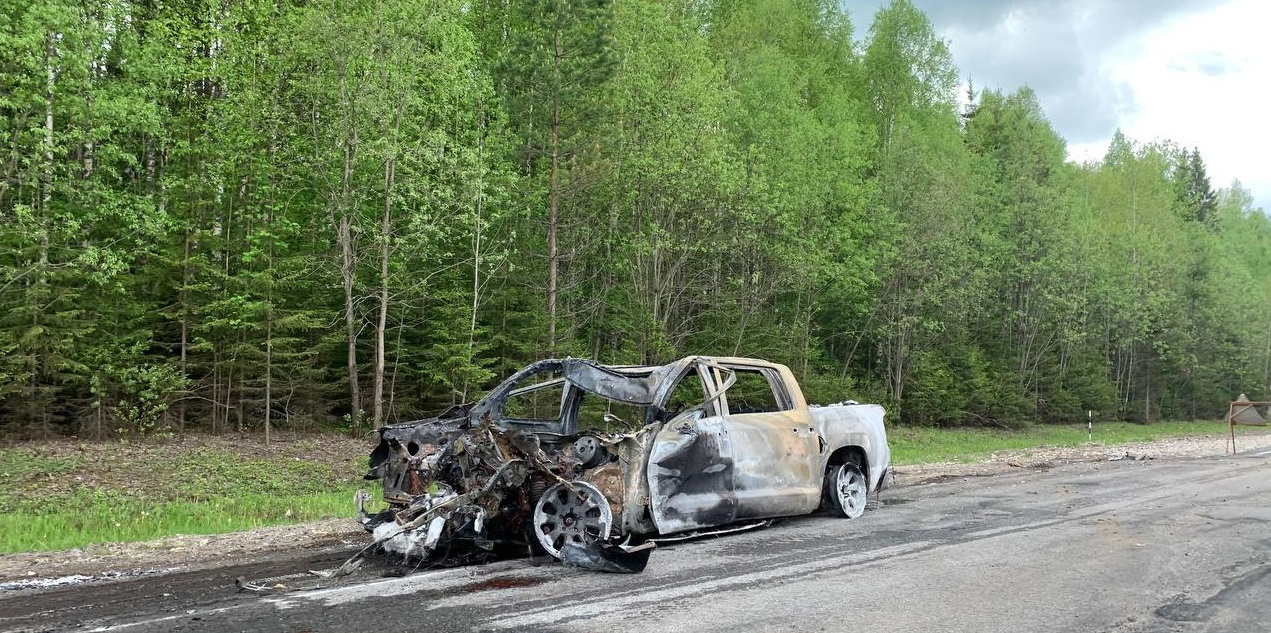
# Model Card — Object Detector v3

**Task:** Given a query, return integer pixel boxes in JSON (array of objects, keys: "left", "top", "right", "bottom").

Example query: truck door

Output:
[
  {"left": 718, "top": 364, "right": 822, "bottom": 518},
  {"left": 647, "top": 367, "right": 737, "bottom": 534}
]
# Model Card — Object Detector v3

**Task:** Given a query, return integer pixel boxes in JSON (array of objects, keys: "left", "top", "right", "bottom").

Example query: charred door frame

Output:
[
  {"left": 644, "top": 361, "right": 739, "bottom": 534},
  {"left": 715, "top": 363, "right": 822, "bottom": 518}
]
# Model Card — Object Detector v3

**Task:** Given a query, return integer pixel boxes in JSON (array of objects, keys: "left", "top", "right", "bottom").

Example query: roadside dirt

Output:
[
  {"left": 2, "top": 429, "right": 1267, "bottom": 586},
  {"left": 895, "top": 431, "right": 1271, "bottom": 485}
]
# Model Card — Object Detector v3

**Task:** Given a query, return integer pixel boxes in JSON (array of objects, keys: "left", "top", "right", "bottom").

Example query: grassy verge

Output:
[
  {"left": 0, "top": 490, "right": 361, "bottom": 554},
  {"left": 889, "top": 419, "right": 1243, "bottom": 465},
  {"left": 0, "top": 434, "right": 369, "bottom": 555},
  {"left": 0, "top": 422, "right": 1258, "bottom": 554}
]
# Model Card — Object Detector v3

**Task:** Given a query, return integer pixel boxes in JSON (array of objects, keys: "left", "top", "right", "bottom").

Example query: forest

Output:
[{"left": 2, "top": 0, "right": 1269, "bottom": 440}]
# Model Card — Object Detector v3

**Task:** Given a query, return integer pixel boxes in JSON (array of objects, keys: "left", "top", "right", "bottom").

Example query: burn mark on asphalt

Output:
[
  {"left": 1154, "top": 564, "right": 1271, "bottom": 622},
  {"left": 454, "top": 576, "right": 546, "bottom": 593}
]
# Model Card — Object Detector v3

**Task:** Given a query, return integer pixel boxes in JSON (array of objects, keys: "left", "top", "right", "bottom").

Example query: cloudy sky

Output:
[{"left": 848, "top": 0, "right": 1269, "bottom": 212}]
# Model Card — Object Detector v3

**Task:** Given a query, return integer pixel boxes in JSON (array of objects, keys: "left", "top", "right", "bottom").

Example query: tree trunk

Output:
[
  {"left": 265, "top": 196, "right": 275, "bottom": 447},
  {"left": 178, "top": 231, "right": 190, "bottom": 431},
  {"left": 547, "top": 26, "right": 562, "bottom": 355},
  {"left": 373, "top": 157, "right": 394, "bottom": 427},
  {"left": 33, "top": 31, "right": 55, "bottom": 434},
  {"left": 340, "top": 130, "right": 361, "bottom": 435},
  {"left": 42, "top": 31, "right": 54, "bottom": 232},
  {"left": 464, "top": 130, "right": 485, "bottom": 402},
  {"left": 211, "top": 361, "right": 220, "bottom": 434},
  {"left": 265, "top": 316, "right": 272, "bottom": 447},
  {"left": 235, "top": 338, "right": 245, "bottom": 432}
]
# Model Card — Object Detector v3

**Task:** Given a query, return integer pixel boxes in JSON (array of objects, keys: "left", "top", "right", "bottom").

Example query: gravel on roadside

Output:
[
  {"left": 3, "top": 428, "right": 1268, "bottom": 585},
  {"left": 893, "top": 429, "right": 1271, "bottom": 485}
]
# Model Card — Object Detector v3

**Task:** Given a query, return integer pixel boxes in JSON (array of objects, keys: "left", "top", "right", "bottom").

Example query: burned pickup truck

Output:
[{"left": 360, "top": 356, "right": 890, "bottom": 571}]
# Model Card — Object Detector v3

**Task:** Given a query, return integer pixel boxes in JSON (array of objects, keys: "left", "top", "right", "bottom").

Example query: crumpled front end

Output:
[
  {"left": 356, "top": 357, "right": 728, "bottom": 571},
  {"left": 362, "top": 421, "right": 569, "bottom": 562}
]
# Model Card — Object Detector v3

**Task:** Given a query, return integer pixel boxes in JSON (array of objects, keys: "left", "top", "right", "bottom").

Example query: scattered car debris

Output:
[
  {"left": 235, "top": 576, "right": 290, "bottom": 593},
  {"left": 349, "top": 356, "right": 891, "bottom": 574},
  {"left": 560, "top": 539, "right": 656, "bottom": 574},
  {"left": 0, "top": 568, "right": 174, "bottom": 592},
  {"left": 1108, "top": 452, "right": 1155, "bottom": 462},
  {"left": 0, "top": 574, "right": 94, "bottom": 591}
]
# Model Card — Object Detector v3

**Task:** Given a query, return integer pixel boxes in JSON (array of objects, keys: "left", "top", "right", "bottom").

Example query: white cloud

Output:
[
  {"left": 939, "top": 2, "right": 1132, "bottom": 142},
  {"left": 851, "top": 0, "right": 1267, "bottom": 211},
  {"left": 1098, "top": 0, "right": 1271, "bottom": 210}
]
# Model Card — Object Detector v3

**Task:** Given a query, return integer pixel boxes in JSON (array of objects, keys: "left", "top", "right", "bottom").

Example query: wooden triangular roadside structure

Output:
[
  {"left": 1227, "top": 393, "right": 1271, "bottom": 454},
  {"left": 1230, "top": 393, "right": 1264, "bottom": 425}
]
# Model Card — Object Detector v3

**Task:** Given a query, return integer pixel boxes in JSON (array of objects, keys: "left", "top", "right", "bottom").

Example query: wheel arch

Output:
[
  {"left": 821, "top": 445, "right": 870, "bottom": 518},
  {"left": 825, "top": 444, "right": 868, "bottom": 476}
]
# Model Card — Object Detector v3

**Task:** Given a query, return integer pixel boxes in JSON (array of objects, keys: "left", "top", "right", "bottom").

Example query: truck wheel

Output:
[
  {"left": 532, "top": 481, "right": 612, "bottom": 559},
  {"left": 825, "top": 463, "right": 867, "bottom": 519}
]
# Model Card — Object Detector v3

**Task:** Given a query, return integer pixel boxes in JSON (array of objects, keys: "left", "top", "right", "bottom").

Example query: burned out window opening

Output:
[
  {"left": 663, "top": 366, "right": 714, "bottom": 418},
  {"left": 502, "top": 373, "right": 568, "bottom": 424},
  {"left": 577, "top": 390, "right": 646, "bottom": 432},
  {"left": 721, "top": 366, "right": 792, "bottom": 414}
]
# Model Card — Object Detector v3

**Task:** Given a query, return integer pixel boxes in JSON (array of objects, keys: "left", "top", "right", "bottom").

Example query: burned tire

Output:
[
  {"left": 825, "top": 463, "right": 868, "bottom": 519},
  {"left": 532, "top": 481, "right": 612, "bottom": 559}
]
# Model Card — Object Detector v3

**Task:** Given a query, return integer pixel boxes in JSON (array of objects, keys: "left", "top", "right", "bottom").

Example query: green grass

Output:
[
  {"left": 0, "top": 488, "right": 362, "bottom": 554},
  {"left": 0, "top": 422, "right": 1259, "bottom": 555},
  {"left": 0, "top": 435, "right": 370, "bottom": 555},
  {"left": 888, "top": 419, "right": 1242, "bottom": 465},
  {"left": 0, "top": 450, "right": 82, "bottom": 487}
]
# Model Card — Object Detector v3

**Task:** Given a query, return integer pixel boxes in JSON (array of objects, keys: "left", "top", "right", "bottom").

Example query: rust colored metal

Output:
[{"left": 356, "top": 356, "right": 892, "bottom": 573}]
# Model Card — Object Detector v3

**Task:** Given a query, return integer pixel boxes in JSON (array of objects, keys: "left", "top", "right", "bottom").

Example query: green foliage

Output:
[
  {"left": 0, "top": 438, "right": 366, "bottom": 553},
  {"left": 888, "top": 420, "right": 1237, "bottom": 465},
  {"left": 0, "top": 488, "right": 360, "bottom": 554},
  {"left": 1, "top": 0, "right": 1269, "bottom": 436},
  {"left": 0, "top": 448, "right": 81, "bottom": 489}
]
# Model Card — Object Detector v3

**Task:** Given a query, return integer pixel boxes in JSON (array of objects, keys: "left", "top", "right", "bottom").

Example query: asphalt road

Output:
[{"left": 4, "top": 449, "right": 1269, "bottom": 633}]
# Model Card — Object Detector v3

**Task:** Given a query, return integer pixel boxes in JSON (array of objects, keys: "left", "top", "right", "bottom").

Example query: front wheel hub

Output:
[{"left": 532, "top": 481, "right": 613, "bottom": 559}]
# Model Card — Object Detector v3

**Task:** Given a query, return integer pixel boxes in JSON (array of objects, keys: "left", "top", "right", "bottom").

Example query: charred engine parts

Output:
[
  {"left": 573, "top": 436, "right": 610, "bottom": 469},
  {"left": 354, "top": 355, "right": 892, "bottom": 577},
  {"left": 354, "top": 418, "right": 641, "bottom": 574}
]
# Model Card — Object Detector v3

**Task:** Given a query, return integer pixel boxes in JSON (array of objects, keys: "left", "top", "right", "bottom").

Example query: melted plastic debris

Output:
[{"left": 1, "top": 568, "right": 173, "bottom": 591}]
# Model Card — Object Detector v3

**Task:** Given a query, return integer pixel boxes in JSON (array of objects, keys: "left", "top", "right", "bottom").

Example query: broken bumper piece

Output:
[{"left": 560, "top": 539, "right": 656, "bottom": 574}]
